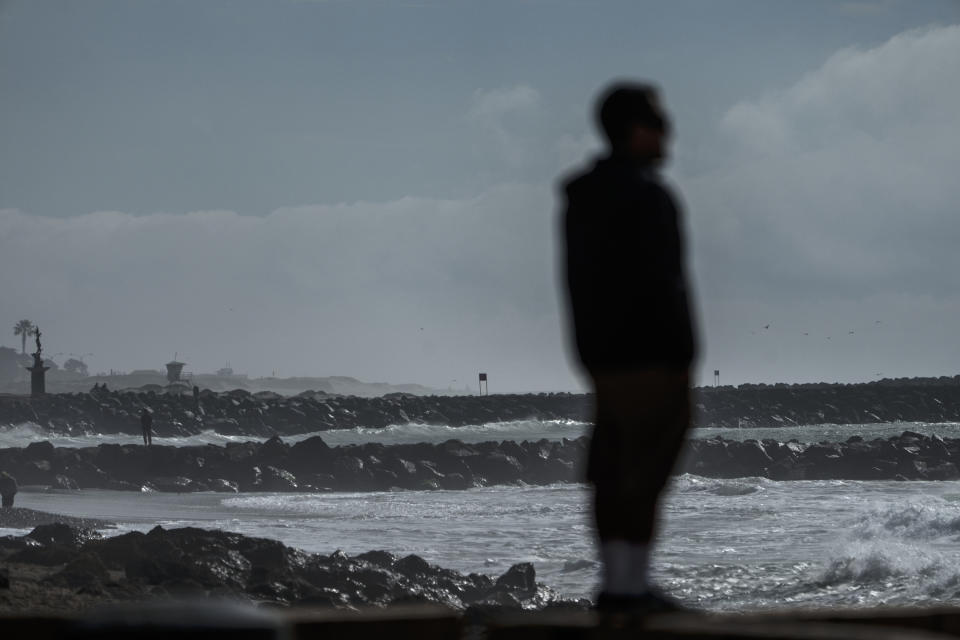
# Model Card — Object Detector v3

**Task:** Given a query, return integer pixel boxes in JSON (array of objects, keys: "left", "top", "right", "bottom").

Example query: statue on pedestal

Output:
[{"left": 27, "top": 325, "right": 49, "bottom": 397}]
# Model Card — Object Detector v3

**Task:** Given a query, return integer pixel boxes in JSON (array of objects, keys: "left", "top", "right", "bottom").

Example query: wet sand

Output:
[{"left": 0, "top": 506, "right": 113, "bottom": 531}]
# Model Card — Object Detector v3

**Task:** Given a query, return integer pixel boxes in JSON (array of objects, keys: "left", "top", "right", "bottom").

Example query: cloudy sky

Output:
[{"left": 2, "top": 0, "right": 959, "bottom": 391}]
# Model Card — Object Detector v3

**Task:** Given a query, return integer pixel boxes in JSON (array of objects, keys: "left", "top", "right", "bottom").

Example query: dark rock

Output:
[
  {"left": 394, "top": 554, "right": 432, "bottom": 578},
  {"left": 23, "top": 440, "right": 55, "bottom": 461},
  {"left": 355, "top": 550, "right": 397, "bottom": 568},
  {"left": 494, "top": 562, "right": 536, "bottom": 596},
  {"left": 44, "top": 552, "right": 110, "bottom": 589},
  {"left": 27, "top": 522, "right": 100, "bottom": 548}
]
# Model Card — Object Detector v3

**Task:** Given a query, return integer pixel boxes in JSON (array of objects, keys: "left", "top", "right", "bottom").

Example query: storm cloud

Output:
[
  {"left": 686, "top": 24, "right": 960, "bottom": 384},
  {"left": 3, "top": 15, "right": 959, "bottom": 390}
]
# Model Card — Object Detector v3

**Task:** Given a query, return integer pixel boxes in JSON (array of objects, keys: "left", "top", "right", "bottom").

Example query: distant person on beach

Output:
[
  {"left": 561, "top": 82, "right": 697, "bottom": 612},
  {"left": 140, "top": 408, "right": 154, "bottom": 446},
  {"left": 0, "top": 471, "right": 17, "bottom": 507}
]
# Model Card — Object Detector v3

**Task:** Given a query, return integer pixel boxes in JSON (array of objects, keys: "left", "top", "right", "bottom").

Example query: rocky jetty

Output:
[
  {"left": 695, "top": 377, "right": 960, "bottom": 428},
  {"left": 0, "top": 435, "right": 586, "bottom": 493},
  {"left": 6, "top": 429, "right": 960, "bottom": 491},
  {"left": 0, "top": 391, "right": 590, "bottom": 438},
  {"left": 680, "top": 431, "right": 960, "bottom": 481},
  {"left": 6, "top": 377, "right": 960, "bottom": 438},
  {"left": 0, "top": 523, "right": 578, "bottom": 612}
]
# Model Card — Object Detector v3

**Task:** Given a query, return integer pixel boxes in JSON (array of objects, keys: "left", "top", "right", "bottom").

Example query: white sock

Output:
[{"left": 600, "top": 540, "right": 650, "bottom": 596}]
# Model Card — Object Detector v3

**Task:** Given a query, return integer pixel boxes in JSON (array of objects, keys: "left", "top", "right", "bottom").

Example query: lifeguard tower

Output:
[{"left": 166, "top": 359, "right": 186, "bottom": 384}]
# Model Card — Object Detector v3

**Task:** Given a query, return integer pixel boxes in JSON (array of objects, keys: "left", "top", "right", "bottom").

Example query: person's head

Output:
[{"left": 596, "top": 82, "right": 671, "bottom": 163}]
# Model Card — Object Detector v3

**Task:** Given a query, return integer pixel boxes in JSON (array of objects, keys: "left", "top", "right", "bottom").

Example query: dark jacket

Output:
[{"left": 562, "top": 154, "right": 697, "bottom": 371}]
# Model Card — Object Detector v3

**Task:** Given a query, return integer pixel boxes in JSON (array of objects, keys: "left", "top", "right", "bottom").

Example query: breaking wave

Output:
[
  {"left": 673, "top": 474, "right": 769, "bottom": 496},
  {"left": 0, "top": 419, "right": 589, "bottom": 449}
]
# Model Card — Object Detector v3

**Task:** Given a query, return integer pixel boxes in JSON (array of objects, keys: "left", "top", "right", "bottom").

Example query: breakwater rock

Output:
[
  {"left": 0, "top": 523, "right": 575, "bottom": 611},
  {"left": 680, "top": 431, "right": 960, "bottom": 481},
  {"left": 7, "top": 377, "right": 960, "bottom": 438},
  {"left": 0, "top": 391, "right": 590, "bottom": 438},
  {"left": 3, "top": 430, "right": 960, "bottom": 489},
  {"left": 695, "top": 377, "right": 960, "bottom": 428},
  {"left": 0, "top": 435, "right": 587, "bottom": 492}
]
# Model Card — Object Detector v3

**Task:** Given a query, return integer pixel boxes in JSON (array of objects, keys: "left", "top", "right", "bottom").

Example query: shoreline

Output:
[{"left": 0, "top": 507, "right": 113, "bottom": 531}]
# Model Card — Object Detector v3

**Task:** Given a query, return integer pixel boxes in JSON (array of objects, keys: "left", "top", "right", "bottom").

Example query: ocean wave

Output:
[
  {"left": 561, "top": 558, "right": 597, "bottom": 573},
  {"left": 0, "top": 419, "right": 589, "bottom": 449},
  {"left": 314, "top": 419, "right": 589, "bottom": 446},
  {"left": 812, "top": 498, "right": 960, "bottom": 600},
  {"left": 818, "top": 541, "right": 944, "bottom": 585},
  {"left": 673, "top": 473, "right": 769, "bottom": 496},
  {"left": 847, "top": 500, "right": 960, "bottom": 541}
]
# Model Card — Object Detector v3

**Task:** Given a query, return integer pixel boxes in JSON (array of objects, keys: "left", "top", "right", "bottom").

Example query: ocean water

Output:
[
  {"left": 0, "top": 419, "right": 589, "bottom": 449},
  {"left": 13, "top": 477, "right": 960, "bottom": 610},
  {"left": 2, "top": 419, "right": 959, "bottom": 449},
  {"left": 6, "top": 418, "right": 960, "bottom": 610}
]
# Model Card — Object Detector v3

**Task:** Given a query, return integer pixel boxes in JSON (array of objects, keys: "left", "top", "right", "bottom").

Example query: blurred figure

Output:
[
  {"left": 561, "top": 82, "right": 697, "bottom": 612},
  {"left": 140, "top": 407, "right": 154, "bottom": 447},
  {"left": 0, "top": 470, "right": 17, "bottom": 507}
]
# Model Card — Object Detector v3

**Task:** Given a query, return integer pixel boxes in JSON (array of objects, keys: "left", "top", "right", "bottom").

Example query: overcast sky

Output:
[{"left": 2, "top": 0, "right": 959, "bottom": 391}]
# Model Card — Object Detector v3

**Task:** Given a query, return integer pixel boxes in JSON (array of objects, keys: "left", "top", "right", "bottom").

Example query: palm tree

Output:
[{"left": 13, "top": 319, "right": 36, "bottom": 355}]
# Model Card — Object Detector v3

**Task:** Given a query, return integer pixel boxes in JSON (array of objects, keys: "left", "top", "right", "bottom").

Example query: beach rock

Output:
[
  {"left": 494, "top": 563, "right": 536, "bottom": 596},
  {"left": 44, "top": 552, "right": 110, "bottom": 589},
  {"left": 288, "top": 436, "right": 332, "bottom": 471},
  {"left": 23, "top": 440, "right": 55, "bottom": 461},
  {"left": 27, "top": 523, "right": 101, "bottom": 548}
]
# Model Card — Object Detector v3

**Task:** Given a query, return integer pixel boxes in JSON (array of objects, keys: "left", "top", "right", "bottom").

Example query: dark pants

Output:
[
  {"left": 1, "top": 493, "right": 13, "bottom": 508},
  {"left": 587, "top": 369, "right": 690, "bottom": 544},
  {"left": 142, "top": 428, "right": 152, "bottom": 446}
]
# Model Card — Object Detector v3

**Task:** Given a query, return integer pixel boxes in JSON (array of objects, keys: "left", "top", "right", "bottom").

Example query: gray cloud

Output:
[
  {"left": 5, "top": 23, "right": 959, "bottom": 390},
  {"left": 684, "top": 24, "right": 960, "bottom": 383}
]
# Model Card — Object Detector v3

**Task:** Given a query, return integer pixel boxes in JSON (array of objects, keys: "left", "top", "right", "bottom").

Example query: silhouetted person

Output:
[
  {"left": 561, "top": 82, "right": 697, "bottom": 612},
  {"left": 140, "top": 408, "right": 153, "bottom": 446},
  {"left": 0, "top": 471, "right": 17, "bottom": 508}
]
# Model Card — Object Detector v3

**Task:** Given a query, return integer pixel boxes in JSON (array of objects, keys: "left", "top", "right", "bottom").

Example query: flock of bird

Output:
[
  {"left": 748, "top": 320, "right": 887, "bottom": 377},
  {"left": 749, "top": 319, "right": 883, "bottom": 340}
]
